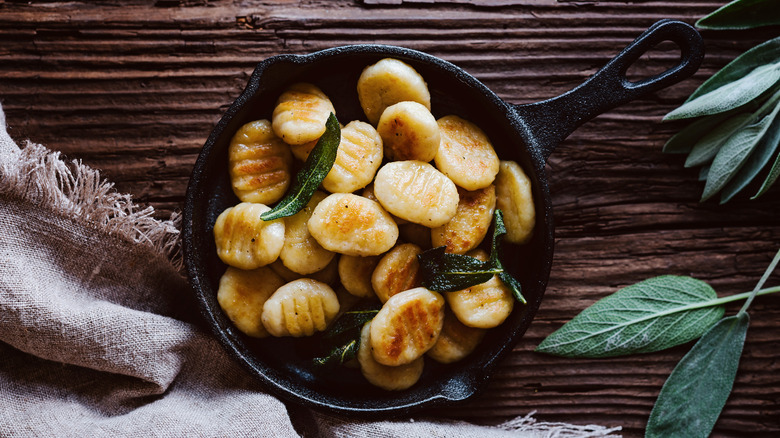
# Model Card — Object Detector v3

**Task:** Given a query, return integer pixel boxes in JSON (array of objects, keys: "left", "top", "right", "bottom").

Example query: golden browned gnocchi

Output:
[
  {"left": 213, "top": 202, "right": 285, "bottom": 270},
  {"left": 322, "top": 120, "right": 383, "bottom": 193},
  {"left": 358, "top": 322, "right": 424, "bottom": 391},
  {"left": 217, "top": 266, "right": 286, "bottom": 338},
  {"left": 338, "top": 254, "right": 381, "bottom": 299},
  {"left": 435, "top": 115, "right": 500, "bottom": 191},
  {"left": 272, "top": 82, "right": 336, "bottom": 145},
  {"left": 431, "top": 185, "right": 496, "bottom": 254},
  {"left": 261, "top": 278, "right": 340, "bottom": 337},
  {"left": 357, "top": 58, "right": 431, "bottom": 125},
  {"left": 228, "top": 119, "right": 293, "bottom": 204},
  {"left": 371, "top": 243, "right": 423, "bottom": 303},
  {"left": 376, "top": 101, "right": 440, "bottom": 162},
  {"left": 308, "top": 193, "right": 399, "bottom": 256},
  {"left": 279, "top": 191, "right": 335, "bottom": 275},
  {"left": 370, "top": 287, "right": 445, "bottom": 366},
  {"left": 427, "top": 309, "right": 487, "bottom": 364},
  {"left": 373, "top": 160, "right": 459, "bottom": 228},
  {"left": 495, "top": 160, "right": 536, "bottom": 244},
  {"left": 446, "top": 249, "right": 514, "bottom": 329}
]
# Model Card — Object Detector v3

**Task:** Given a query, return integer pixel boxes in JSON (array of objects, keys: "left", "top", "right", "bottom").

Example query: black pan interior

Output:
[{"left": 183, "top": 45, "right": 554, "bottom": 415}]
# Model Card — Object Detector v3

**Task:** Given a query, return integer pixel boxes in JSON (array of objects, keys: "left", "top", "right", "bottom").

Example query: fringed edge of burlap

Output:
[
  {"left": 0, "top": 140, "right": 183, "bottom": 271},
  {"left": 498, "top": 411, "right": 622, "bottom": 437}
]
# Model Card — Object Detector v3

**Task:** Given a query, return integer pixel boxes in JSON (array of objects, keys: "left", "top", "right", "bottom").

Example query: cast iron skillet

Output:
[{"left": 183, "top": 20, "right": 704, "bottom": 415}]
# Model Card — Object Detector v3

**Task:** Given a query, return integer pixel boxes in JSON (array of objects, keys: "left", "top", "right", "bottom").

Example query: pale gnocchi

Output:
[
  {"left": 214, "top": 57, "right": 537, "bottom": 391},
  {"left": 435, "top": 115, "right": 500, "bottom": 191},
  {"left": 373, "top": 160, "right": 459, "bottom": 228},
  {"left": 213, "top": 202, "right": 285, "bottom": 270},
  {"left": 228, "top": 119, "right": 293, "bottom": 204},
  {"left": 308, "top": 193, "right": 399, "bottom": 257},
  {"left": 357, "top": 58, "right": 431, "bottom": 125},
  {"left": 261, "top": 279, "right": 340, "bottom": 337},
  {"left": 272, "top": 82, "right": 336, "bottom": 145}
]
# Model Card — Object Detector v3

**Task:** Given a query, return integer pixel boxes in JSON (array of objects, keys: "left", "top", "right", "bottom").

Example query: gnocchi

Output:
[
  {"left": 446, "top": 250, "right": 514, "bottom": 329},
  {"left": 217, "top": 266, "right": 285, "bottom": 338},
  {"left": 308, "top": 193, "right": 399, "bottom": 256},
  {"left": 272, "top": 82, "right": 336, "bottom": 145},
  {"left": 279, "top": 191, "right": 335, "bottom": 275},
  {"left": 495, "top": 160, "right": 536, "bottom": 245},
  {"left": 377, "top": 101, "right": 440, "bottom": 162},
  {"left": 358, "top": 322, "right": 424, "bottom": 391},
  {"left": 370, "top": 287, "right": 445, "bottom": 366},
  {"left": 357, "top": 58, "right": 431, "bottom": 125},
  {"left": 261, "top": 279, "right": 340, "bottom": 337},
  {"left": 228, "top": 119, "right": 293, "bottom": 204},
  {"left": 431, "top": 185, "right": 496, "bottom": 254},
  {"left": 373, "top": 160, "right": 459, "bottom": 228},
  {"left": 371, "top": 243, "right": 423, "bottom": 303},
  {"left": 338, "top": 254, "right": 382, "bottom": 299},
  {"left": 213, "top": 202, "right": 285, "bottom": 270},
  {"left": 435, "top": 115, "right": 500, "bottom": 191},
  {"left": 427, "top": 309, "right": 487, "bottom": 364},
  {"left": 322, "top": 121, "right": 383, "bottom": 193}
]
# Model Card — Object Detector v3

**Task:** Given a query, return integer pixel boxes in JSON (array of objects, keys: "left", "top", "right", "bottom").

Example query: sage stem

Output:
[{"left": 739, "top": 248, "right": 780, "bottom": 316}]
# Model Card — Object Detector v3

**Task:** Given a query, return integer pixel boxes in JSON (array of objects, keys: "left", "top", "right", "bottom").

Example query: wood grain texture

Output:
[{"left": 1, "top": 1, "right": 779, "bottom": 436}]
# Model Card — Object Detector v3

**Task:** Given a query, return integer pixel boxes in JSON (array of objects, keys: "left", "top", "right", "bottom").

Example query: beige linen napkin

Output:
[{"left": 0, "top": 104, "right": 620, "bottom": 437}]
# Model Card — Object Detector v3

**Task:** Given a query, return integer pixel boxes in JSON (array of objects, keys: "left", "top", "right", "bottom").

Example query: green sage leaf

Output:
[
  {"left": 720, "top": 113, "right": 780, "bottom": 203},
  {"left": 685, "top": 37, "right": 780, "bottom": 103},
  {"left": 696, "top": 0, "right": 780, "bottom": 30},
  {"left": 702, "top": 98, "right": 780, "bottom": 201},
  {"left": 418, "top": 210, "right": 525, "bottom": 304},
  {"left": 752, "top": 148, "right": 780, "bottom": 199},
  {"left": 261, "top": 113, "right": 340, "bottom": 221},
  {"left": 664, "top": 62, "right": 780, "bottom": 120},
  {"left": 684, "top": 113, "right": 752, "bottom": 168},
  {"left": 312, "top": 339, "right": 360, "bottom": 369},
  {"left": 645, "top": 313, "right": 749, "bottom": 438},
  {"left": 662, "top": 111, "right": 736, "bottom": 154},
  {"left": 698, "top": 163, "right": 710, "bottom": 181},
  {"left": 312, "top": 307, "right": 379, "bottom": 369},
  {"left": 535, "top": 276, "right": 725, "bottom": 358}
]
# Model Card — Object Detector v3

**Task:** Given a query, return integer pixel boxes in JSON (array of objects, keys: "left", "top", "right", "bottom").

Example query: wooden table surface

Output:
[{"left": 2, "top": 1, "right": 779, "bottom": 436}]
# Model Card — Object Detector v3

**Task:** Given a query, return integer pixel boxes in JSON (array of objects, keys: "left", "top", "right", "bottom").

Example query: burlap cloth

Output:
[{"left": 0, "top": 104, "right": 621, "bottom": 437}]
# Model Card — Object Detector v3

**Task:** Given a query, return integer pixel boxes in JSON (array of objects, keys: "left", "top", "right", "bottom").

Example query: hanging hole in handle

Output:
[{"left": 625, "top": 40, "right": 683, "bottom": 85}]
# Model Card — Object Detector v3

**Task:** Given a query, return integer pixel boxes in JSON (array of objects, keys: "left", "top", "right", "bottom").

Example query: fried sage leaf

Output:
[
  {"left": 696, "top": 0, "right": 780, "bottom": 30},
  {"left": 312, "top": 308, "right": 379, "bottom": 368},
  {"left": 535, "top": 276, "right": 724, "bottom": 358},
  {"left": 645, "top": 313, "right": 749, "bottom": 438},
  {"left": 418, "top": 209, "right": 525, "bottom": 304},
  {"left": 261, "top": 113, "right": 340, "bottom": 221}
]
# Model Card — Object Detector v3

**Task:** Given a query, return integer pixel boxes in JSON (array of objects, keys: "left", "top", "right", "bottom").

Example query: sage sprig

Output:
[
  {"left": 417, "top": 209, "right": 526, "bottom": 304},
  {"left": 696, "top": 0, "right": 780, "bottom": 30},
  {"left": 312, "top": 307, "right": 379, "bottom": 368},
  {"left": 663, "top": 36, "right": 780, "bottom": 203},
  {"left": 261, "top": 113, "right": 340, "bottom": 220}
]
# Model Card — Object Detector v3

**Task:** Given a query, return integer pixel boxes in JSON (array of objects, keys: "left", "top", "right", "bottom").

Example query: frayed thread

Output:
[
  {"left": 498, "top": 411, "right": 622, "bottom": 438},
  {"left": 0, "top": 140, "right": 183, "bottom": 271}
]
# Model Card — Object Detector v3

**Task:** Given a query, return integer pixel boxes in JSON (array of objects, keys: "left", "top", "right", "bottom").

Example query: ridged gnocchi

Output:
[
  {"left": 280, "top": 191, "right": 335, "bottom": 275},
  {"left": 370, "top": 287, "right": 445, "bottom": 366},
  {"left": 261, "top": 279, "right": 340, "bottom": 337},
  {"left": 371, "top": 243, "right": 423, "bottom": 303},
  {"left": 495, "top": 160, "right": 536, "bottom": 244},
  {"left": 446, "top": 250, "right": 514, "bottom": 329},
  {"left": 377, "top": 101, "right": 440, "bottom": 162},
  {"left": 431, "top": 185, "right": 496, "bottom": 254},
  {"left": 358, "top": 322, "right": 424, "bottom": 391},
  {"left": 228, "top": 119, "right": 293, "bottom": 204},
  {"left": 308, "top": 193, "right": 399, "bottom": 256},
  {"left": 435, "top": 115, "right": 500, "bottom": 191},
  {"left": 373, "top": 160, "right": 459, "bottom": 228},
  {"left": 272, "top": 82, "right": 336, "bottom": 145},
  {"left": 357, "top": 58, "right": 431, "bottom": 125},
  {"left": 213, "top": 203, "right": 285, "bottom": 270},
  {"left": 427, "top": 309, "right": 487, "bottom": 364},
  {"left": 338, "top": 255, "right": 381, "bottom": 299},
  {"left": 217, "top": 266, "right": 285, "bottom": 338},
  {"left": 322, "top": 121, "right": 383, "bottom": 193}
]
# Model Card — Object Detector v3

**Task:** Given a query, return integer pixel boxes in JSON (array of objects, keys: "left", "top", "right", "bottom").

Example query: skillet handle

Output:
[{"left": 513, "top": 19, "right": 704, "bottom": 162}]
